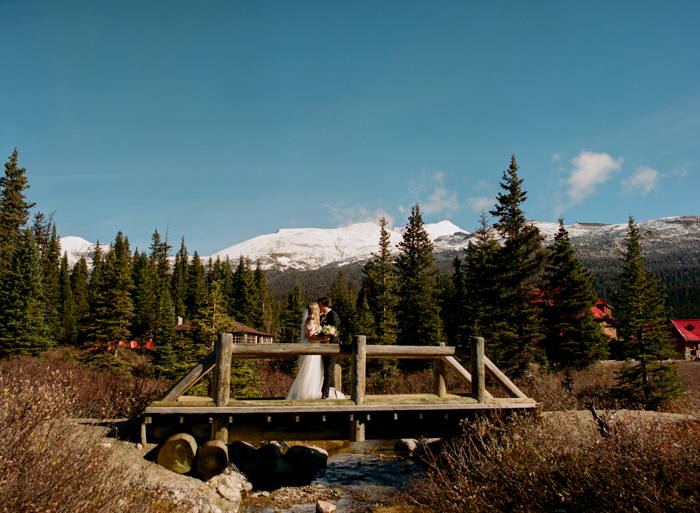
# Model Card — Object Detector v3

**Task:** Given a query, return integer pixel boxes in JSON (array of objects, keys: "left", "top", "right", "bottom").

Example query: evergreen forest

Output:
[{"left": 1, "top": 150, "right": 691, "bottom": 407}]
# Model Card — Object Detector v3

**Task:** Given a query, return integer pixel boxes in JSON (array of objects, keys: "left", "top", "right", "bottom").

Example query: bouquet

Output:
[{"left": 321, "top": 325, "right": 337, "bottom": 337}]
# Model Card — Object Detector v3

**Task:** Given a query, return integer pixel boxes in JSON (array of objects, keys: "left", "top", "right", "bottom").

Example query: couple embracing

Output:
[{"left": 286, "top": 296, "right": 345, "bottom": 400}]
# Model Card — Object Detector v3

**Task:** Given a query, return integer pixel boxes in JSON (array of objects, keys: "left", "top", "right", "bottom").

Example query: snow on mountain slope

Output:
[
  {"left": 208, "top": 221, "right": 470, "bottom": 271},
  {"left": 58, "top": 215, "right": 699, "bottom": 271},
  {"left": 59, "top": 236, "right": 110, "bottom": 267}
]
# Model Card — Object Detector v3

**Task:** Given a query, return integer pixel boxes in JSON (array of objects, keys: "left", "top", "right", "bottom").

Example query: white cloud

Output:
[
  {"left": 674, "top": 161, "right": 693, "bottom": 180},
  {"left": 567, "top": 151, "right": 623, "bottom": 203},
  {"left": 417, "top": 171, "right": 459, "bottom": 215},
  {"left": 323, "top": 203, "right": 395, "bottom": 227},
  {"left": 467, "top": 196, "right": 493, "bottom": 212},
  {"left": 621, "top": 166, "right": 660, "bottom": 196},
  {"left": 475, "top": 180, "right": 490, "bottom": 189},
  {"left": 552, "top": 153, "right": 563, "bottom": 162}
]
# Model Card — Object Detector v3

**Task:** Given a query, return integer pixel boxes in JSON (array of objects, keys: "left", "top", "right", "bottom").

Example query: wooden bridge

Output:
[{"left": 142, "top": 335, "right": 538, "bottom": 446}]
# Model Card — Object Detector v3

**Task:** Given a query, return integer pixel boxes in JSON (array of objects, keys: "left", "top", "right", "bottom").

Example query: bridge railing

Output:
[{"left": 160, "top": 335, "right": 527, "bottom": 405}]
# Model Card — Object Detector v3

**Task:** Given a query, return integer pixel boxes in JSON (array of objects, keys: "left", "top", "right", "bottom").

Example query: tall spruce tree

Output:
[
  {"left": 89, "top": 232, "right": 134, "bottom": 343},
  {"left": 394, "top": 204, "right": 440, "bottom": 349},
  {"left": 0, "top": 229, "right": 52, "bottom": 355},
  {"left": 0, "top": 149, "right": 36, "bottom": 277},
  {"left": 33, "top": 214, "right": 62, "bottom": 343},
  {"left": 171, "top": 237, "right": 189, "bottom": 320},
  {"left": 541, "top": 220, "right": 608, "bottom": 369},
  {"left": 330, "top": 270, "right": 358, "bottom": 344},
  {"left": 462, "top": 212, "right": 503, "bottom": 350},
  {"left": 362, "top": 216, "right": 398, "bottom": 346},
  {"left": 231, "top": 256, "right": 259, "bottom": 328},
  {"left": 58, "top": 254, "right": 77, "bottom": 344},
  {"left": 254, "top": 261, "right": 273, "bottom": 333},
  {"left": 80, "top": 242, "right": 105, "bottom": 343},
  {"left": 276, "top": 282, "right": 306, "bottom": 373},
  {"left": 186, "top": 251, "right": 207, "bottom": 319},
  {"left": 612, "top": 216, "right": 681, "bottom": 409},
  {"left": 70, "top": 256, "right": 89, "bottom": 344},
  {"left": 489, "top": 156, "right": 546, "bottom": 373}
]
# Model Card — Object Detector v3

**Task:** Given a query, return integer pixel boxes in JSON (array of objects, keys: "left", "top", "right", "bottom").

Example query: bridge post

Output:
[
  {"left": 433, "top": 342, "right": 447, "bottom": 397},
  {"left": 211, "top": 333, "right": 233, "bottom": 442},
  {"left": 471, "top": 337, "right": 485, "bottom": 403},
  {"left": 350, "top": 335, "right": 366, "bottom": 442}
]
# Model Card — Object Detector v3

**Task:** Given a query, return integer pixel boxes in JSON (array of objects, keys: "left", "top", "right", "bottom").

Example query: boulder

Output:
[
  {"left": 316, "top": 500, "right": 337, "bottom": 513},
  {"left": 283, "top": 445, "right": 328, "bottom": 473},
  {"left": 394, "top": 438, "right": 418, "bottom": 453},
  {"left": 256, "top": 442, "right": 282, "bottom": 466},
  {"left": 228, "top": 441, "right": 261, "bottom": 478}
]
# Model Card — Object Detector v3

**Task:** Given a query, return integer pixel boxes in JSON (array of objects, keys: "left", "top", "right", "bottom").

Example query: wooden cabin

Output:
[
  {"left": 175, "top": 319, "right": 274, "bottom": 344},
  {"left": 669, "top": 319, "right": 700, "bottom": 359}
]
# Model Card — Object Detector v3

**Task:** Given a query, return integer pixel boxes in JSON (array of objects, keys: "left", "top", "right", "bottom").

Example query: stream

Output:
[{"left": 242, "top": 440, "right": 424, "bottom": 512}]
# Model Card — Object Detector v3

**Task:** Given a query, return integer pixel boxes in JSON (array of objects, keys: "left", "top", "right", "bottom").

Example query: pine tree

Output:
[
  {"left": 0, "top": 149, "right": 36, "bottom": 276},
  {"left": 462, "top": 212, "right": 503, "bottom": 350},
  {"left": 362, "top": 216, "right": 398, "bottom": 346},
  {"left": 186, "top": 251, "right": 207, "bottom": 319},
  {"left": 80, "top": 242, "right": 105, "bottom": 343},
  {"left": 276, "top": 282, "right": 306, "bottom": 373},
  {"left": 70, "top": 256, "right": 89, "bottom": 345},
  {"left": 394, "top": 204, "right": 440, "bottom": 349},
  {"left": 33, "top": 214, "right": 62, "bottom": 343},
  {"left": 612, "top": 216, "right": 681, "bottom": 409},
  {"left": 330, "top": 270, "right": 358, "bottom": 344},
  {"left": 82, "top": 232, "right": 135, "bottom": 350},
  {"left": 171, "top": 237, "right": 189, "bottom": 319},
  {"left": 231, "top": 256, "right": 259, "bottom": 328},
  {"left": 58, "top": 254, "right": 77, "bottom": 344},
  {"left": 489, "top": 156, "right": 546, "bottom": 373},
  {"left": 0, "top": 229, "right": 52, "bottom": 356},
  {"left": 254, "top": 261, "right": 273, "bottom": 333},
  {"left": 541, "top": 220, "right": 608, "bottom": 369}
]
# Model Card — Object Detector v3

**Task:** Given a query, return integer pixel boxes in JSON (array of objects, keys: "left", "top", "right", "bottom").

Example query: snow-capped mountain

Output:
[
  {"left": 58, "top": 216, "right": 700, "bottom": 271},
  {"left": 208, "top": 220, "right": 467, "bottom": 271},
  {"left": 59, "top": 236, "right": 110, "bottom": 267}
]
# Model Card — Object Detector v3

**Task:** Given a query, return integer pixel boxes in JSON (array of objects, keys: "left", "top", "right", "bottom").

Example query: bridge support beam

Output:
[
  {"left": 471, "top": 337, "right": 485, "bottom": 403},
  {"left": 433, "top": 342, "right": 447, "bottom": 397}
]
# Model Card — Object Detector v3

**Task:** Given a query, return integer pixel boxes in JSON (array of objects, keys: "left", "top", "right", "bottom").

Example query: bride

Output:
[{"left": 285, "top": 303, "right": 330, "bottom": 400}]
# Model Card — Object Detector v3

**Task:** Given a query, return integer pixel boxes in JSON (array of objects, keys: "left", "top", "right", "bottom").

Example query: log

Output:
[
  {"left": 483, "top": 356, "right": 527, "bottom": 399},
  {"left": 160, "top": 350, "right": 216, "bottom": 402},
  {"left": 471, "top": 337, "right": 485, "bottom": 403},
  {"left": 433, "top": 342, "right": 447, "bottom": 398},
  {"left": 442, "top": 356, "right": 494, "bottom": 399},
  {"left": 351, "top": 335, "right": 366, "bottom": 406},
  {"left": 157, "top": 433, "right": 198, "bottom": 474},
  {"left": 213, "top": 333, "right": 233, "bottom": 406},
  {"left": 197, "top": 439, "right": 229, "bottom": 478},
  {"left": 224, "top": 343, "right": 468, "bottom": 359},
  {"left": 334, "top": 362, "right": 343, "bottom": 394}
]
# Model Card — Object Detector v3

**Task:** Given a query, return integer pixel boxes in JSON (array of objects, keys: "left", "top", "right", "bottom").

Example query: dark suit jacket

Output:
[{"left": 321, "top": 309, "right": 341, "bottom": 345}]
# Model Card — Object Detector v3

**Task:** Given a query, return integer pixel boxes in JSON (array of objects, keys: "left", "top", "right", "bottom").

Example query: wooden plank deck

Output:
[{"left": 145, "top": 394, "right": 538, "bottom": 414}]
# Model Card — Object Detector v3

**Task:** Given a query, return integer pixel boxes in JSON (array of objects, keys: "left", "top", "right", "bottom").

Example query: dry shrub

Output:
[
  {"left": 0, "top": 356, "right": 169, "bottom": 418},
  {"left": 399, "top": 414, "right": 700, "bottom": 512},
  {"left": 0, "top": 358, "right": 180, "bottom": 512},
  {"left": 257, "top": 361, "right": 295, "bottom": 398},
  {"left": 675, "top": 361, "right": 700, "bottom": 409}
]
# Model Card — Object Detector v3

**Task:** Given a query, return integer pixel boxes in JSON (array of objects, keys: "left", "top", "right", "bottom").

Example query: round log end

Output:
[
  {"left": 197, "top": 439, "right": 229, "bottom": 479},
  {"left": 157, "top": 433, "right": 198, "bottom": 474}
]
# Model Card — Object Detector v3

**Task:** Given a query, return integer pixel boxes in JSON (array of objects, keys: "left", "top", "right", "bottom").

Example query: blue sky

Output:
[{"left": 1, "top": 1, "right": 698, "bottom": 255}]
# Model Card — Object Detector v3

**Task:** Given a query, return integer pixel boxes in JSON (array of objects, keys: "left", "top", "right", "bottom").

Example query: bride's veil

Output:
[{"left": 299, "top": 307, "right": 309, "bottom": 344}]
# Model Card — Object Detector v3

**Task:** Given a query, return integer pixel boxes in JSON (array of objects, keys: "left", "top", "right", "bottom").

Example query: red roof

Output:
[{"left": 669, "top": 319, "right": 700, "bottom": 342}]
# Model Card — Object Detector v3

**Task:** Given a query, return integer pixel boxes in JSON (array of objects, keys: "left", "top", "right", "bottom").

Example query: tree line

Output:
[{"left": 0, "top": 150, "right": 682, "bottom": 406}]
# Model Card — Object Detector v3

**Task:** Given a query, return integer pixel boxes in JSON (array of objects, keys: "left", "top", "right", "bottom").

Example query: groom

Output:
[{"left": 318, "top": 296, "right": 341, "bottom": 399}]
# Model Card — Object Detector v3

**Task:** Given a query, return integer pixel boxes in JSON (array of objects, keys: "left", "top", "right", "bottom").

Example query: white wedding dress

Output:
[{"left": 285, "top": 309, "right": 324, "bottom": 400}]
